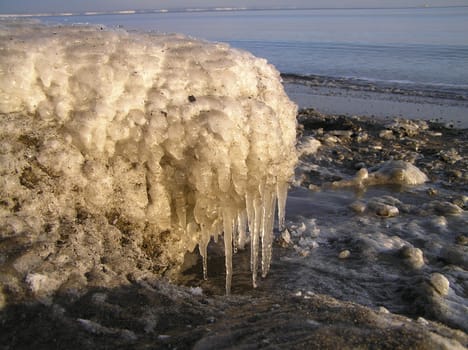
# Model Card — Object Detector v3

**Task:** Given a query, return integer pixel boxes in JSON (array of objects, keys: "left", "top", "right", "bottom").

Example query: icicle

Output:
[
  {"left": 261, "top": 187, "right": 277, "bottom": 278},
  {"left": 198, "top": 233, "right": 210, "bottom": 280},
  {"left": 246, "top": 191, "right": 261, "bottom": 288},
  {"left": 237, "top": 210, "right": 248, "bottom": 250},
  {"left": 232, "top": 213, "right": 239, "bottom": 253},
  {"left": 223, "top": 208, "right": 234, "bottom": 295},
  {"left": 276, "top": 181, "right": 288, "bottom": 231},
  {"left": 174, "top": 172, "right": 187, "bottom": 229}
]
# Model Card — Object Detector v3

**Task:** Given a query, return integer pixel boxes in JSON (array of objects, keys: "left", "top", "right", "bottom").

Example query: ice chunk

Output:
[
  {"left": 0, "top": 22, "right": 297, "bottom": 294},
  {"left": 369, "top": 160, "right": 428, "bottom": 186},
  {"left": 331, "top": 160, "right": 428, "bottom": 188}
]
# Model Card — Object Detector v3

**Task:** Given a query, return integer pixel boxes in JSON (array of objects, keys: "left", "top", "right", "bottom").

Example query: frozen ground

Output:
[{"left": 1, "top": 111, "right": 467, "bottom": 349}]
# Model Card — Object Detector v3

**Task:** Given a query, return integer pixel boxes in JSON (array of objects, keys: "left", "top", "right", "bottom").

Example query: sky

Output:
[{"left": 1, "top": 0, "right": 468, "bottom": 14}]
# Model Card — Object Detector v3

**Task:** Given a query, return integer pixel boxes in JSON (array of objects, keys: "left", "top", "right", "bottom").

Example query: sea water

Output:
[{"left": 39, "top": 7, "right": 468, "bottom": 95}]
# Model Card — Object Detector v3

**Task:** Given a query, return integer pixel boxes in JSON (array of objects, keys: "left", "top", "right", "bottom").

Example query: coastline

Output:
[{"left": 283, "top": 74, "right": 468, "bottom": 129}]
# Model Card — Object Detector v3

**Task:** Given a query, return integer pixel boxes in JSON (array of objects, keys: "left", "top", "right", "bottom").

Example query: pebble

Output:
[
  {"left": 455, "top": 235, "right": 468, "bottom": 246},
  {"left": 306, "top": 319, "right": 321, "bottom": 327},
  {"left": 324, "top": 135, "right": 339, "bottom": 144},
  {"left": 417, "top": 317, "right": 430, "bottom": 326},
  {"left": 399, "top": 246, "right": 425, "bottom": 269},
  {"left": 378, "top": 306, "right": 390, "bottom": 314},
  {"left": 330, "top": 130, "right": 353, "bottom": 137},
  {"left": 429, "top": 273, "right": 450, "bottom": 296},
  {"left": 452, "top": 195, "right": 467, "bottom": 208},
  {"left": 338, "top": 250, "right": 350, "bottom": 259},
  {"left": 308, "top": 184, "right": 320, "bottom": 191},
  {"left": 280, "top": 229, "right": 292, "bottom": 245},
  {"left": 349, "top": 201, "right": 366, "bottom": 214},
  {"left": 375, "top": 204, "right": 399, "bottom": 217},
  {"left": 355, "top": 132, "right": 368, "bottom": 142},
  {"left": 379, "top": 129, "right": 394, "bottom": 140},
  {"left": 431, "top": 201, "right": 463, "bottom": 216}
]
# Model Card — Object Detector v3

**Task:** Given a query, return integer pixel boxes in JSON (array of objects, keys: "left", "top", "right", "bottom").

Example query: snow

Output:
[{"left": 0, "top": 21, "right": 297, "bottom": 294}]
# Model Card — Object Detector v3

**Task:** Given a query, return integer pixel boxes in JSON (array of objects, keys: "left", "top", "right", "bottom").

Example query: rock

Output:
[
  {"left": 417, "top": 317, "right": 429, "bottom": 326},
  {"left": 330, "top": 130, "right": 353, "bottom": 137},
  {"left": 375, "top": 204, "right": 399, "bottom": 217},
  {"left": 279, "top": 229, "right": 293, "bottom": 247},
  {"left": 455, "top": 235, "right": 468, "bottom": 246},
  {"left": 355, "top": 131, "right": 368, "bottom": 142},
  {"left": 369, "top": 160, "right": 428, "bottom": 186},
  {"left": 399, "top": 246, "right": 425, "bottom": 269},
  {"left": 323, "top": 135, "right": 339, "bottom": 144},
  {"left": 349, "top": 201, "right": 366, "bottom": 214},
  {"left": 338, "top": 250, "right": 350, "bottom": 259},
  {"left": 378, "top": 306, "right": 390, "bottom": 314},
  {"left": 439, "top": 246, "right": 468, "bottom": 268},
  {"left": 452, "top": 195, "right": 467, "bottom": 208},
  {"left": 297, "top": 136, "right": 321, "bottom": 157},
  {"left": 429, "top": 273, "right": 450, "bottom": 296},
  {"left": 379, "top": 129, "right": 394, "bottom": 140},
  {"left": 429, "top": 201, "right": 463, "bottom": 216}
]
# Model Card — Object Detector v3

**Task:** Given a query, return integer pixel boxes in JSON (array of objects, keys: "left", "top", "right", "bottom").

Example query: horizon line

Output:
[{"left": 1, "top": 5, "right": 468, "bottom": 17}]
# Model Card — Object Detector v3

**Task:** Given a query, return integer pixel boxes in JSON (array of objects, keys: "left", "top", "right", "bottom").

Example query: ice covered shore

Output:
[{"left": 0, "top": 21, "right": 297, "bottom": 295}]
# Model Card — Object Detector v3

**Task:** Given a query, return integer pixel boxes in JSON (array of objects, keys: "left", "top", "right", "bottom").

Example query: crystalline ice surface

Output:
[{"left": 0, "top": 22, "right": 297, "bottom": 294}]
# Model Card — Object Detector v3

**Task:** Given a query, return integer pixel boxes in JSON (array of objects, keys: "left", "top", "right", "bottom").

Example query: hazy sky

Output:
[{"left": 1, "top": 0, "right": 468, "bottom": 14}]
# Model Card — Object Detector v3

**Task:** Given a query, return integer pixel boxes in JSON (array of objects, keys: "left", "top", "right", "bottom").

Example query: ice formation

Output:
[
  {"left": 331, "top": 160, "right": 428, "bottom": 188},
  {"left": 0, "top": 21, "right": 297, "bottom": 294}
]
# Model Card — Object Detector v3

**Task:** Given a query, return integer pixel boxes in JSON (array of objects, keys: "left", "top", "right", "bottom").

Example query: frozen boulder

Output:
[
  {"left": 369, "top": 160, "right": 428, "bottom": 186},
  {"left": 0, "top": 21, "right": 297, "bottom": 294}
]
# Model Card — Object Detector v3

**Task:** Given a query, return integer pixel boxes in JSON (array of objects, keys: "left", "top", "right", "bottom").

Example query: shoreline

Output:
[{"left": 283, "top": 74, "right": 468, "bottom": 129}]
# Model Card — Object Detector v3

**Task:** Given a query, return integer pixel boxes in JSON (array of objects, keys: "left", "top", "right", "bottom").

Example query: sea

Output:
[
  {"left": 35, "top": 6, "right": 468, "bottom": 126},
  {"left": 35, "top": 7, "right": 468, "bottom": 84}
]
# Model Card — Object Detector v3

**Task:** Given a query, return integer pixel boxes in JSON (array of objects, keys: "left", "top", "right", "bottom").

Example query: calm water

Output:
[{"left": 41, "top": 7, "right": 468, "bottom": 91}]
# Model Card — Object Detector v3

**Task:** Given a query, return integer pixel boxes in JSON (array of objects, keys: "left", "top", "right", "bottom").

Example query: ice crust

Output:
[{"left": 0, "top": 22, "right": 297, "bottom": 294}]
